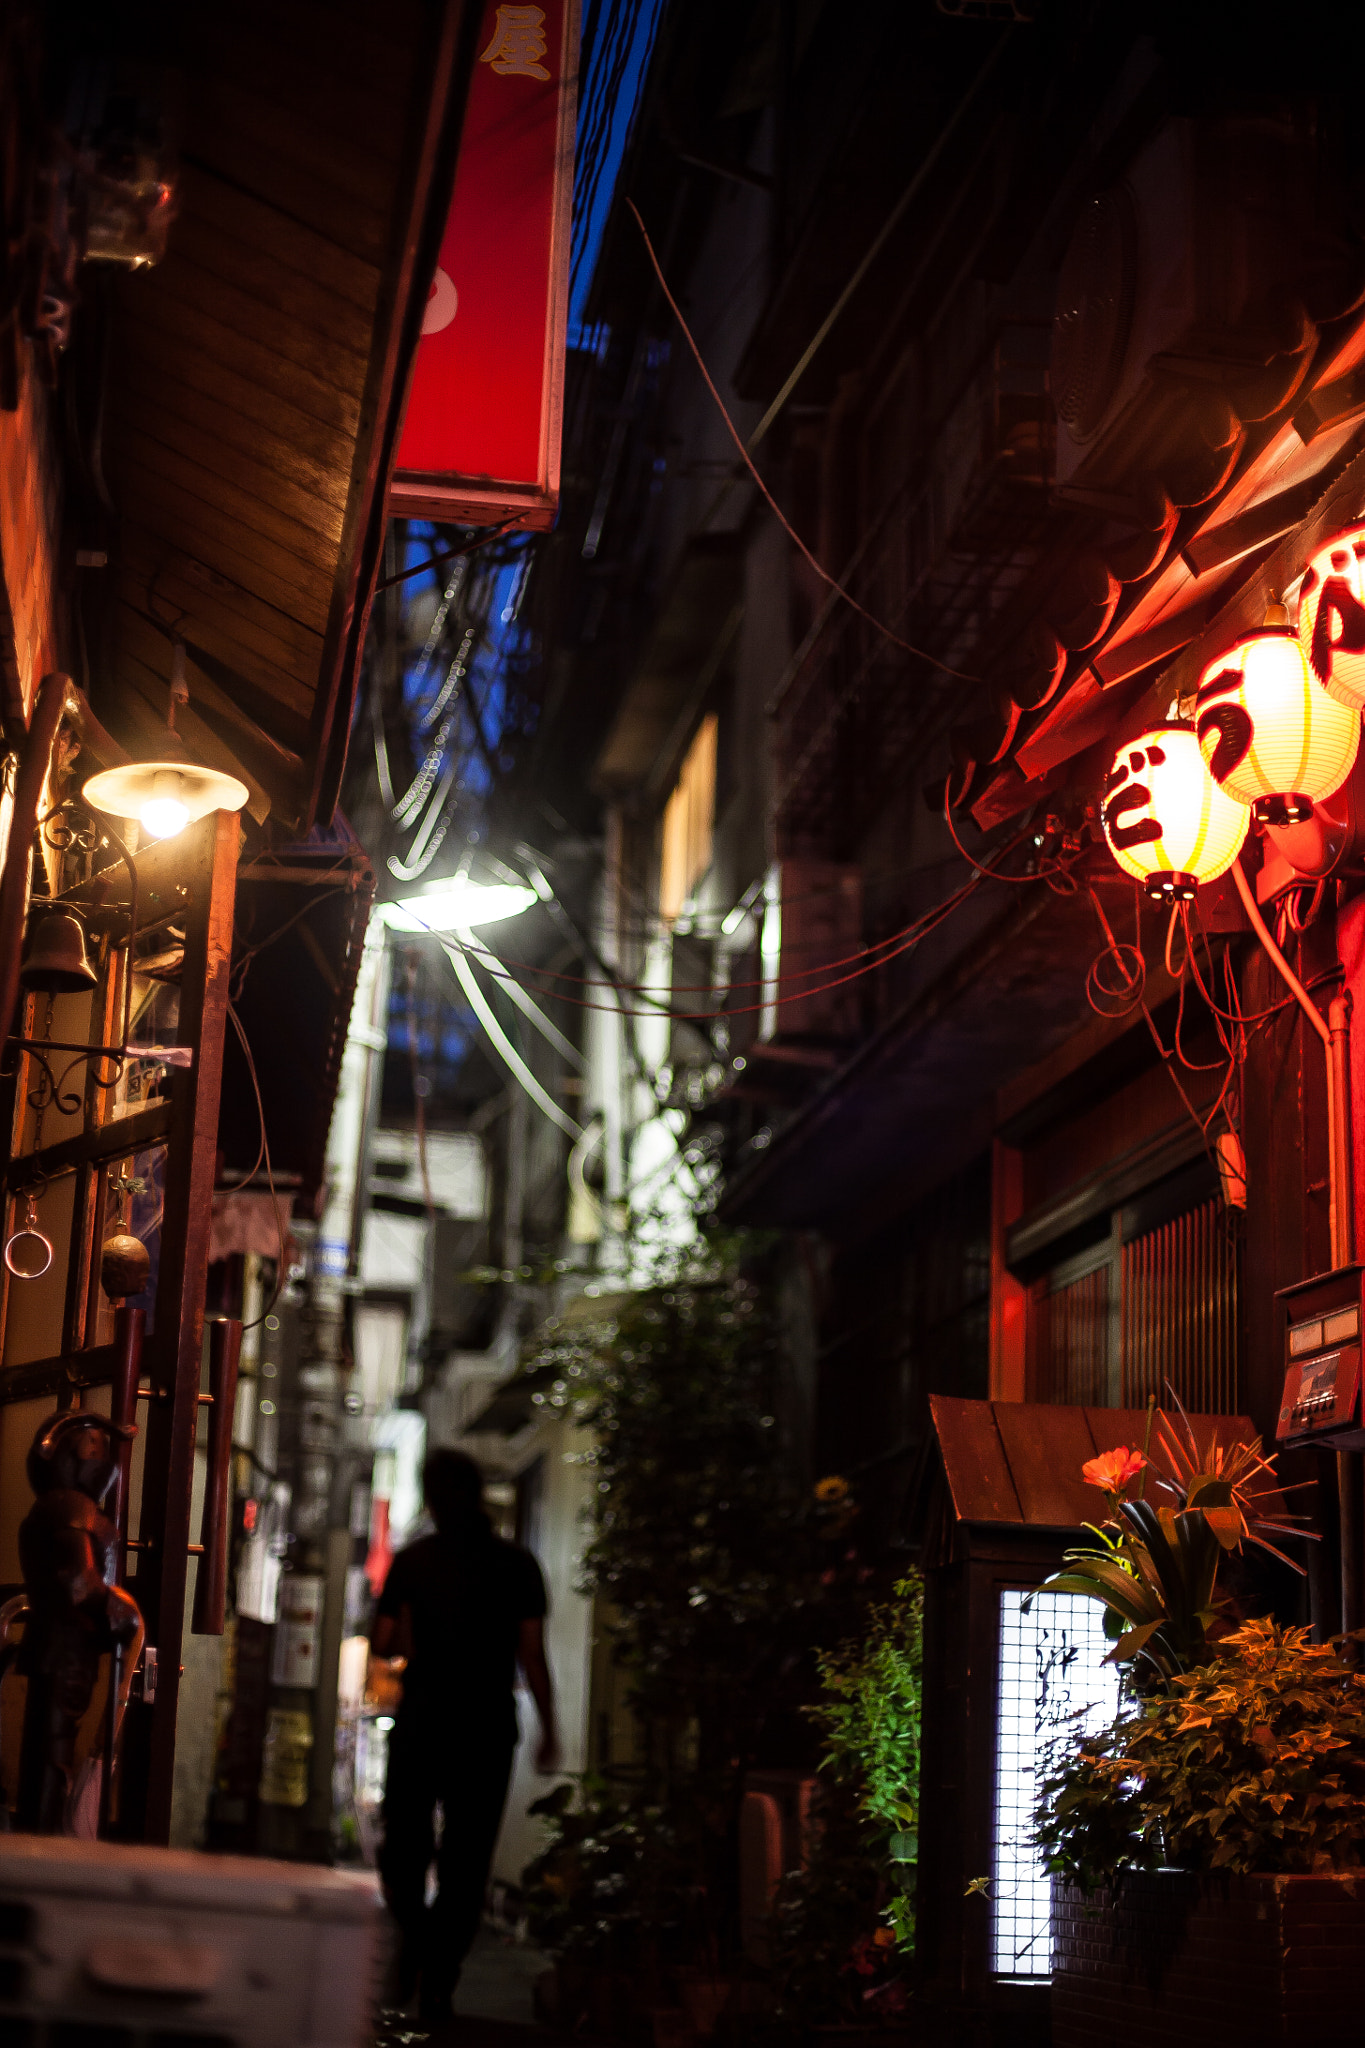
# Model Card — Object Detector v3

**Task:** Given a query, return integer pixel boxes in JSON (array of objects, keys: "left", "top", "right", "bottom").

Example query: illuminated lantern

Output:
[
  {"left": 1101, "top": 722, "right": 1249, "bottom": 902},
  {"left": 1298, "top": 523, "right": 1365, "bottom": 709},
  {"left": 1195, "top": 612, "right": 1359, "bottom": 826}
]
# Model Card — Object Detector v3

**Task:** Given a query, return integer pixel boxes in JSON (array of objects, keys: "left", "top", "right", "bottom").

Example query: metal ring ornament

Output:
[
  {"left": 5, "top": 1190, "right": 53, "bottom": 1279},
  {"left": 5, "top": 1224, "right": 53, "bottom": 1279}
]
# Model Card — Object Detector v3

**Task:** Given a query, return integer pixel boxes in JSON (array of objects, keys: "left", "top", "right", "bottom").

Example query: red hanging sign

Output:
[{"left": 389, "top": 1, "right": 578, "bottom": 531}]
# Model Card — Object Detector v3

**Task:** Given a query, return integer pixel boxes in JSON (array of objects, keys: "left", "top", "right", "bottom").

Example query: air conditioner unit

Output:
[{"left": 0, "top": 1835, "right": 384, "bottom": 2048}]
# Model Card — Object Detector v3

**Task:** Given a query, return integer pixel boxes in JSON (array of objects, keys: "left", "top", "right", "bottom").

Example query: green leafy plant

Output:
[
  {"left": 517, "top": 1237, "right": 869, "bottom": 1982},
  {"left": 806, "top": 1575, "right": 923, "bottom": 1948},
  {"left": 522, "top": 1777, "right": 706, "bottom": 1969},
  {"left": 1039, "top": 1403, "right": 1309, "bottom": 1686},
  {"left": 767, "top": 1577, "right": 923, "bottom": 2029},
  {"left": 1037, "top": 1619, "right": 1365, "bottom": 1889}
]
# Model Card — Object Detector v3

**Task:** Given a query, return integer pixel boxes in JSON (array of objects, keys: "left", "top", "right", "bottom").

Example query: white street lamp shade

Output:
[
  {"left": 1299, "top": 522, "right": 1365, "bottom": 710},
  {"left": 1195, "top": 627, "right": 1359, "bottom": 825},
  {"left": 1101, "top": 722, "right": 1249, "bottom": 900},
  {"left": 378, "top": 881, "right": 538, "bottom": 932}
]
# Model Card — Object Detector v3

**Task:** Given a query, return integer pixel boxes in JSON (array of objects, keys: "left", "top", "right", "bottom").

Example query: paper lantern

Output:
[
  {"left": 1101, "top": 722, "right": 1249, "bottom": 901},
  {"left": 1195, "top": 623, "right": 1359, "bottom": 826},
  {"left": 1299, "top": 523, "right": 1365, "bottom": 709}
]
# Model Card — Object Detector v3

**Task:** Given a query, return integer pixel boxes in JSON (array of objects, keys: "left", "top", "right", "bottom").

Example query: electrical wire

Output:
[
  {"left": 226, "top": 1002, "right": 288, "bottom": 1332},
  {"left": 402, "top": 951, "right": 436, "bottom": 1223},
  {"left": 427, "top": 829, "right": 1042, "bottom": 1005},
  {"left": 441, "top": 856, "right": 1018, "bottom": 1025},
  {"left": 626, "top": 198, "right": 978, "bottom": 682},
  {"left": 372, "top": 520, "right": 518, "bottom": 593},
  {"left": 442, "top": 933, "right": 584, "bottom": 1141}
]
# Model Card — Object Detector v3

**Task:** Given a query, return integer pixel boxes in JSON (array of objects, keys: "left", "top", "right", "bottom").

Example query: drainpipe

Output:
[{"left": 1231, "top": 861, "right": 1359, "bottom": 1629}]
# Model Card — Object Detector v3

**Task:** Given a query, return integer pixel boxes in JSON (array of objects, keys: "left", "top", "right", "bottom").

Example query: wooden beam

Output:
[
  {"left": 4, "top": 1103, "right": 174, "bottom": 1193},
  {"left": 119, "top": 809, "right": 239, "bottom": 1843}
]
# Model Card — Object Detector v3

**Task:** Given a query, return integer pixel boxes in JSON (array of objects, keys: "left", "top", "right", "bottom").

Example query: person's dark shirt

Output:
[{"left": 375, "top": 1517, "right": 546, "bottom": 1726}]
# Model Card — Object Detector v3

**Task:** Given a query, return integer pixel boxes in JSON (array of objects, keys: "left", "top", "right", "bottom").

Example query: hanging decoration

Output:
[
  {"left": 1298, "top": 524, "right": 1365, "bottom": 710},
  {"left": 1195, "top": 605, "right": 1360, "bottom": 826},
  {"left": 1101, "top": 722, "right": 1249, "bottom": 901}
]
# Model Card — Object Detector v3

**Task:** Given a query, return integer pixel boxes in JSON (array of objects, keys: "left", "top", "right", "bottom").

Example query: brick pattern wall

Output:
[{"left": 1052, "top": 1871, "right": 1365, "bottom": 2048}]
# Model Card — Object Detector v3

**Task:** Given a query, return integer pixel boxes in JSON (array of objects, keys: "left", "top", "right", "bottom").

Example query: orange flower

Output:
[{"left": 1081, "top": 1446, "right": 1148, "bottom": 1492}]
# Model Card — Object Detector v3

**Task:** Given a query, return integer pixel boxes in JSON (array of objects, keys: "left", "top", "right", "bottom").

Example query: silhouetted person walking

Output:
[{"left": 373, "top": 1449, "right": 559, "bottom": 2021}]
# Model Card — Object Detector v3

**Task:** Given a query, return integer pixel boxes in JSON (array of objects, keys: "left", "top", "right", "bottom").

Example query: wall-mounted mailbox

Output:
[{"left": 1275, "top": 1265, "right": 1365, "bottom": 1451}]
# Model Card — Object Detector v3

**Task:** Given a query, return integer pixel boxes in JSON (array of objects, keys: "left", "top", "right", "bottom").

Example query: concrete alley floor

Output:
[{"left": 376, "top": 1929, "right": 577, "bottom": 2048}]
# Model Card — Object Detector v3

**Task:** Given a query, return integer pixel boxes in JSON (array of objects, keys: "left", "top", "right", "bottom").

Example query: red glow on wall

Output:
[{"left": 390, "top": 0, "right": 577, "bottom": 531}]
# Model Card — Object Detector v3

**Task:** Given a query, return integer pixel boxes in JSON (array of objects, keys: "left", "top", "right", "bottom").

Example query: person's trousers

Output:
[{"left": 378, "top": 1712, "right": 518, "bottom": 2007}]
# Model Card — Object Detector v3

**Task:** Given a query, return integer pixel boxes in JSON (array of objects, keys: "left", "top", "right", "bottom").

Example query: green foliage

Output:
[
  {"left": 1037, "top": 1619, "right": 1365, "bottom": 1888},
  {"left": 521, "top": 1777, "right": 707, "bottom": 1969},
  {"left": 807, "top": 1577, "right": 923, "bottom": 1944},
  {"left": 1046, "top": 1498, "right": 1222, "bottom": 1685},
  {"left": 517, "top": 1237, "right": 864, "bottom": 1975},
  {"left": 767, "top": 1578, "right": 923, "bottom": 2026},
  {"left": 522, "top": 1241, "right": 850, "bottom": 1749}
]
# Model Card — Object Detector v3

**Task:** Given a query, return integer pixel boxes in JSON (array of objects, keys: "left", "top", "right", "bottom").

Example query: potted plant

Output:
[{"left": 1034, "top": 1409, "right": 1365, "bottom": 2047}]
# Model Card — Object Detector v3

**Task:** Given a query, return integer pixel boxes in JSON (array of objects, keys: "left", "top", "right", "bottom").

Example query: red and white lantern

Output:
[
  {"left": 1195, "top": 621, "right": 1359, "bottom": 826},
  {"left": 1102, "top": 722, "right": 1249, "bottom": 902},
  {"left": 1298, "top": 523, "right": 1365, "bottom": 710}
]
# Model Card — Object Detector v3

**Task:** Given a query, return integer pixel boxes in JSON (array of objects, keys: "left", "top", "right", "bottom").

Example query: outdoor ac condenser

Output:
[{"left": 0, "top": 1835, "right": 385, "bottom": 2048}]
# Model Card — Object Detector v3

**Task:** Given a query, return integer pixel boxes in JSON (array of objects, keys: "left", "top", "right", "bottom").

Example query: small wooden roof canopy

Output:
[
  {"left": 91, "top": 0, "right": 476, "bottom": 834},
  {"left": 929, "top": 1394, "right": 1276, "bottom": 1532}
]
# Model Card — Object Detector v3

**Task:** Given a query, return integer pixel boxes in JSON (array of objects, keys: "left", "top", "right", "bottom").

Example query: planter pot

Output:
[{"left": 1052, "top": 1868, "right": 1365, "bottom": 2048}]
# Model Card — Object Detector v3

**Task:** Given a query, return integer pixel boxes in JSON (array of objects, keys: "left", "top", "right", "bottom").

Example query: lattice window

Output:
[
  {"left": 1037, "top": 1261, "right": 1111, "bottom": 1406},
  {"left": 1032, "top": 1196, "right": 1238, "bottom": 1412},
  {"left": 1121, "top": 1197, "right": 1237, "bottom": 1414}
]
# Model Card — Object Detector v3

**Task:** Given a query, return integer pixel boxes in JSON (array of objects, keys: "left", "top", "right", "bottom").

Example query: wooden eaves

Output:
[{"left": 87, "top": 0, "right": 485, "bottom": 835}]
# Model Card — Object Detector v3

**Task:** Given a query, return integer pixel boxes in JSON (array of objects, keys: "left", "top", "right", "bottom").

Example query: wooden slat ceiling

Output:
[{"left": 94, "top": 0, "right": 472, "bottom": 832}]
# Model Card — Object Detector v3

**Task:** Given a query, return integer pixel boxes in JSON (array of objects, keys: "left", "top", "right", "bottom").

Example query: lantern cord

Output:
[
  {"left": 1229, "top": 860, "right": 1330, "bottom": 1047},
  {"left": 1084, "top": 888, "right": 1146, "bottom": 1019},
  {"left": 626, "top": 198, "right": 979, "bottom": 683},
  {"left": 1182, "top": 896, "right": 1342, "bottom": 1032},
  {"left": 941, "top": 781, "right": 1062, "bottom": 883},
  {"left": 1085, "top": 888, "right": 1237, "bottom": 1178}
]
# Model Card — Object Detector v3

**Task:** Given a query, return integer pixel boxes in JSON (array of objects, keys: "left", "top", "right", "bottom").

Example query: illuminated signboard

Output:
[{"left": 390, "top": 1, "right": 578, "bottom": 531}]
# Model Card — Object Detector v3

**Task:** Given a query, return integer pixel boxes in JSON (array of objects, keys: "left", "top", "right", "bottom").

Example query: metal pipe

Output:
[
  {"left": 192, "top": 1318, "right": 242, "bottom": 1636},
  {"left": 1232, "top": 861, "right": 1360, "bottom": 1629}
]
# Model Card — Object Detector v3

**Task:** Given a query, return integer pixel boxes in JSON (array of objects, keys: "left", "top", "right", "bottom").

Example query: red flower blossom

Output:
[{"left": 1082, "top": 1446, "right": 1147, "bottom": 1493}]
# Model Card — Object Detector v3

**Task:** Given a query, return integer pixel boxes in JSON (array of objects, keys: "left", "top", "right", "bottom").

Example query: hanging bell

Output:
[
  {"left": 101, "top": 1232, "right": 150, "bottom": 1300},
  {"left": 19, "top": 907, "right": 97, "bottom": 994}
]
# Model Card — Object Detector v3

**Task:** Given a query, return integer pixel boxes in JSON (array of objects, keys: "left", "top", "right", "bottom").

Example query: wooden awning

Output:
[
  {"left": 91, "top": 0, "right": 475, "bottom": 833},
  {"left": 929, "top": 1394, "right": 1275, "bottom": 1529}
]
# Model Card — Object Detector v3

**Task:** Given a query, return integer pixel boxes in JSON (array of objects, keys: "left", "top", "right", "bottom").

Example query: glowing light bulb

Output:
[{"left": 139, "top": 770, "right": 191, "bottom": 841}]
